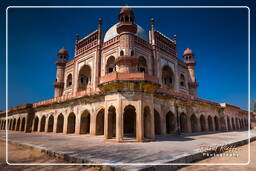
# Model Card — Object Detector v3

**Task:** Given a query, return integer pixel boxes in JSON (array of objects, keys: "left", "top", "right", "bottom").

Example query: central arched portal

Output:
[
  {"left": 80, "top": 110, "right": 90, "bottom": 134},
  {"left": 107, "top": 106, "right": 116, "bottom": 139},
  {"left": 123, "top": 105, "right": 136, "bottom": 138},
  {"left": 33, "top": 117, "right": 39, "bottom": 132}
]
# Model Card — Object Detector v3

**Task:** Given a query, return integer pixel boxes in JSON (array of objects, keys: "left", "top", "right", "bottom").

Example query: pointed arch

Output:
[
  {"left": 214, "top": 116, "right": 220, "bottom": 131},
  {"left": 208, "top": 116, "right": 213, "bottom": 131},
  {"left": 180, "top": 113, "right": 188, "bottom": 133},
  {"left": 21, "top": 118, "right": 26, "bottom": 131},
  {"left": 47, "top": 115, "right": 54, "bottom": 132},
  {"left": 67, "top": 113, "right": 76, "bottom": 134},
  {"left": 96, "top": 109, "right": 104, "bottom": 135},
  {"left": 33, "top": 116, "right": 39, "bottom": 132},
  {"left": 107, "top": 106, "right": 116, "bottom": 139},
  {"left": 200, "top": 115, "right": 206, "bottom": 132},
  {"left": 106, "top": 56, "right": 116, "bottom": 74},
  {"left": 78, "top": 65, "right": 91, "bottom": 91},
  {"left": 16, "top": 118, "right": 20, "bottom": 131},
  {"left": 57, "top": 114, "right": 64, "bottom": 133},
  {"left": 80, "top": 110, "right": 91, "bottom": 134},
  {"left": 162, "top": 65, "right": 175, "bottom": 90},
  {"left": 166, "top": 111, "right": 176, "bottom": 134},
  {"left": 40, "top": 116, "right": 46, "bottom": 132},
  {"left": 12, "top": 118, "right": 16, "bottom": 130},
  {"left": 123, "top": 105, "right": 136, "bottom": 138},
  {"left": 190, "top": 114, "right": 198, "bottom": 132}
]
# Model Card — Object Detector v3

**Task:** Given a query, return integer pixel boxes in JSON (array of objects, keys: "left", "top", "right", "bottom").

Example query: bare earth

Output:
[{"left": 0, "top": 140, "right": 100, "bottom": 171}]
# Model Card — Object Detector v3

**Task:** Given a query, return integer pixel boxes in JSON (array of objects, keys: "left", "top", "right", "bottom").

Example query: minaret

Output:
[
  {"left": 183, "top": 48, "right": 199, "bottom": 96},
  {"left": 150, "top": 18, "right": 157, "bottom": 76},
  {"left": 115, "top": 6, "right": 138, "bottom": 73},
  {"left": 53, "top": 47, "right": 69, "bottom": 97}
]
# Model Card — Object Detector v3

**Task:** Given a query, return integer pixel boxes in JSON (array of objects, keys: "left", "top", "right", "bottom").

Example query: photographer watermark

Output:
[{"left": 199, "top": 144, "right": 242, "bottom": 157}]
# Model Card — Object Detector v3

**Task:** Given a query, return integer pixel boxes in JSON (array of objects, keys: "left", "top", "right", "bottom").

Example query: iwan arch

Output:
[{"left": 0, "top": 7, "right": 249, "bottom": 142}]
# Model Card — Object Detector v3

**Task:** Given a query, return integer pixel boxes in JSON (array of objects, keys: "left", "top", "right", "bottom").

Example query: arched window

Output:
[
  {"left": 162, "top": 65, "right": 175, "bottom": 90},
  {"left": 120, "top": 50, "right": 124, "bottom": 56},
  {"left": 138, "top": 56, "right": 148, "bottom": 73},
  {"left": 78, "top": 65, "right": 91, "bottom": 91},
  {"left": 66, "top": 74, "right": 72, "bottom": 87},
  {"left": 180, "top": 74, "right": 185, "bottom": 87},
  {"left": 106, "top": 56, "right": 115, "bottom": 74}
]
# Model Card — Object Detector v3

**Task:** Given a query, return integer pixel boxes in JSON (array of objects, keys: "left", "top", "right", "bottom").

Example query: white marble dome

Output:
[{"left": 103, "top": 23, "right": 149, "bottom": 42}]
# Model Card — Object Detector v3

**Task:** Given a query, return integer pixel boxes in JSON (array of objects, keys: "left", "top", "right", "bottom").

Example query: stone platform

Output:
[{"left": 1, "top": 130, "right": 255, "bottom": 171}]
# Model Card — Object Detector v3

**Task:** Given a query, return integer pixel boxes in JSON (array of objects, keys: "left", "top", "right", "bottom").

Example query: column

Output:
[
  {"left": 63, "top": 114, "right": 68, "bottom": 134},
  {"left": 75, "top": 113, "right": 80, "bottom": 134},
  {"left": 136, "top": 100, "right": 143, "bottom": 142},
  {"left": 116, "top": 96, "right": 123, "bottom": 142},
  {"left": 53, "top": 116, "right": 57, "bottom": 133},
  {"left": 90, "top": 112, "right": 96, "bottom": 136}
]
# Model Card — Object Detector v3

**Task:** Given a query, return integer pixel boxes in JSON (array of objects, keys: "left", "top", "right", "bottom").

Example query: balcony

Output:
[{"left": 98, "top": 72, "right": 160, "bottom": 93}]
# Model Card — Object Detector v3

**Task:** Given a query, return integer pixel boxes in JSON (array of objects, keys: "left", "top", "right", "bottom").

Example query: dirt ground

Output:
[
  {"left": 0, "top": 140, "right": 255, "bottom": 171},
  {"left": 0, "top": 140, "right": 100, "bottom": 171}
]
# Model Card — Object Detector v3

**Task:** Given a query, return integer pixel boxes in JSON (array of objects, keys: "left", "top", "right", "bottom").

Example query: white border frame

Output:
[{"left": 5, "top": 5, "right": 251, "bottom": 166}]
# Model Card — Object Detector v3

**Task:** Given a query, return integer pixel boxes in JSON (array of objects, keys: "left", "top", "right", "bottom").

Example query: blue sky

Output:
[{"left": 0, "top": 0, "right": 255, "bottom": 111}]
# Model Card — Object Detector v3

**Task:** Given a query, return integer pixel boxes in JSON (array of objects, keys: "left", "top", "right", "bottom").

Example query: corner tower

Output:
[
  {"left": 183, "top": 48, "right": 199, "bottom": 96},
  {"left": 115, "top": 6, "right": 138, "bottom": 73},
  {"left": 53, "top": 47, "right": 69, "bottom": 97}
]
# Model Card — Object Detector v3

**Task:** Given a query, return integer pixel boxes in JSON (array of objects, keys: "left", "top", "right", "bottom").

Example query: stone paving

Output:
[{"left": 1, "top": 130, "right": 255, "bottom": 170}]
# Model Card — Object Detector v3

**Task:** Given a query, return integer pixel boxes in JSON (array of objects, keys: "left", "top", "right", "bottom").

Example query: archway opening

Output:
[
  {"left": 40, "top": 116, "right": 46, "bottom": 132},
  {"left": 47, "top": 115, "right": 54, "bottom": 132},
  {"left": 57, "top": 114, "right": 64, "bottom": 133},
  {"left": 227, "top": 117, "right": 231, "bottom": 131},
  {"left": 144, "top": 106, "right": 151, "bottom": 139},
  {"left": 66, "top": 74, "right": 72, "bottom": 88},
  {"left": 208, "top": 116, "right": 213, "bottom": 131},
  {"left": 124, "top": 105, "right": 136, "bottom": 138},
  {"left": 12, "top": 119, "right": 16, "bottom": 130},
  {"left": 80, "top": 110, "right": 90, "bottom": 134},
  {"left": 78, "top": 65, "right": 91, "bottom": 91},
  {"left": 166, "top": 111, "right": 176, "bottom": 134},
  {"left": 67, "top": 113, "right": 76, "bottom": 134},
  {"left": 180, "top": 113, "right": 187, "bottom": 133},
  {"left": 190, "top": 114, "right": 198, "bottom": 132},
  {"left": 96, "top": 109, "right": 104, "bottom": 135},
  {"left": 162, "top": 65, "right": 174, "bottom": 90},
  {"left": 21, "top": 118, "right": 25, "bottom": 131},
  {"left": 9, "top": 120, "right": 13, "bottom": 130},
  {"left": 236, "top": 118, "right": 239, "bottom": 130},
  {"left": 106, "top": 56, "right": 115, "bottom": 74},
  {"left": 107, "top": 106, "right": 116, "bottom": 139},
  {"left": 33, "top": 117, "right": 39, "bottom": 132},
  {"left": 231, "top": 118, "right": 235, "bottom": 130},
  {"left": 214, "top": 116, "right": 220, "bottom": 131},
  {"left": 138, "top": 56, "right": 148, "bottom": 73},
  {"left": 154, "top": 110, "right": 161, "bottom": 135},
  {"left": 200, "top": 115, "right": 206, "bottom": 132},
  {"left": 16, "top": 118, "right": 20, "bottom": 131}
]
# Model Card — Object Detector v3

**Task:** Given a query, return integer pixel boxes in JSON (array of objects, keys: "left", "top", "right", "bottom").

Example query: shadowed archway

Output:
[
  {"left": 208, "top": 116, "right": 213, "bottom": 131},
  {"left": 96, "top": 109, "right": 104, "bottom": 135},
  {"left": 57, "top": 114, "right": 64, "bottom": 133},
  {"left": 40, "top": 116, "right": 46, "bottom": 132},
  {"left": 33, "top": 117, "right": 39, "bottom": 132},
  {"left": 166, "top": 111, "right": 176, "bottom": 134},
  {"left": 107, "top": 106, "right": 116, "bottom": 139},
  {"left": 47, "top": 115, "right": 54, "bottom": 132},
  {"left": 144, "top": 106, "right": 151, "bottom": 139},
  {"left": 190, "top": 114, "right": 198, "bottom": 132},
  {"left": 200, "top": 115, "right": 206, "bottom": 132},
  {"left": 67, "top": 113, "right": 76, "bottom": 134},
  {"left": 80, "top": 110, "right": 90, "bottom": 134},
  {"left": 124, "top": 105, "right": 136, "bottom": 138},
  {"left": 154, "top": 110, "right": 161, "bottom": 135},
  {"left": 180, "top": 113, "right": 188, "bottom": 133}
]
